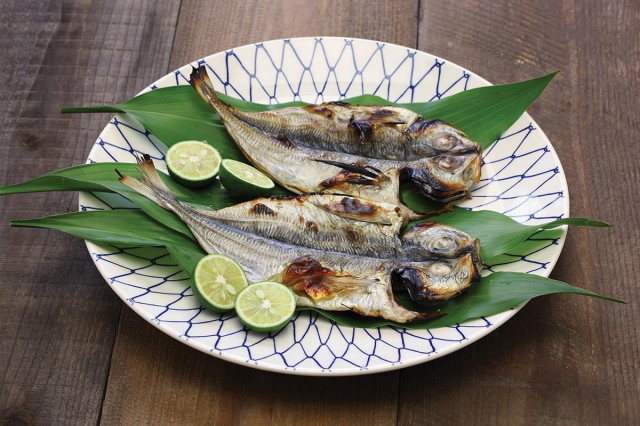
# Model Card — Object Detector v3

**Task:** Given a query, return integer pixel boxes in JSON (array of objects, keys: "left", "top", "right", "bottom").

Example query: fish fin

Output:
[
  {"left": 189, "top": 65, "right": 230, "bottom": 111},
  {"left": 313, "top": 159, "right": 381, "bottom": 179},
  {"left": 118, "top": 154, "right": 176, "bottom": 210}
]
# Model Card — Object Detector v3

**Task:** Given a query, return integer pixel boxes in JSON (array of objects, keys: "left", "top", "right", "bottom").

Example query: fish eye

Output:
[
  {"left": 436, "top": 155, "right": 462, "bottom": 171},
  {"left": 428, "top": 262, "right": 453, "bottom": 276},
  {"left": 432, "top": 236, "right": 456, "bottom": 251},
  {"left": 434, "top": 135, "right": 460, "bottom": 150}
]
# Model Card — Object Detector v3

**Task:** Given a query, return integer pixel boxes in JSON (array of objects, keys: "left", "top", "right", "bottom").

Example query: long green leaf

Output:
[
  {"left": 12, "top": 210, "right": 622, "bottom": 330},
  {"left": 61, "top": 73, "right": 555, "bottom": 156},
  {"left": 414, "top": 208, "right": 609, "bottom": 261},
  {"left": 11, "top": 210, "right": 194, "bottom": 248},
  {"left": 398, "top": 73, "right": 557, "bottom": 148},
  {"left": 303, "top": 271, "right": 624, "bottom": 330}
]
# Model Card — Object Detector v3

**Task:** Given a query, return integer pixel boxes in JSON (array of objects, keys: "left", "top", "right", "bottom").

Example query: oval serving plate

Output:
[{"left": 81, "top": 37, "right": 569, "bottom": 376}]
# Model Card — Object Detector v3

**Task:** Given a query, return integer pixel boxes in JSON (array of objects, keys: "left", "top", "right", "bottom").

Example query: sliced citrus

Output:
[
  {"left": 219, "top": 159, "right": 275, "bottom": 200},
  {"left": 166, "top": 140, "right": 221, "bottom": 187},
  {"left": 234, "top": 281, "right": 296, "bottom": 332},
  {"left": 192, "top": 254, "right": 248, "bottom": 312}
]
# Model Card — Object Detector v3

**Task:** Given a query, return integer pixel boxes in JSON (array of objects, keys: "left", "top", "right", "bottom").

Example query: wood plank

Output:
[
  {"left": 399, "top": 0, "right": 639, "bottom": 424},
  {"left": 99, "top": 1, "right": 418, "bottom": 424},
  {"left": 0, "top": 0, "right": 180, "bottom": 424}
]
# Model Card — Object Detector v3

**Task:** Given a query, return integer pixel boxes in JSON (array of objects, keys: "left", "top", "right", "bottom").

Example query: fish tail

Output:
[
  {"left": 118, "top": 154, "right": 177, "bottom": 210},
  {"left": 189, "top": 65, "right": 228, "bottom": 114}
]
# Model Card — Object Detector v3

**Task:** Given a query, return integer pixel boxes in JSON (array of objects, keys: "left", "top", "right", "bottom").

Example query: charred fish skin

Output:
[
  {"left": 205, "top": 194, "right": 482, "bottom": 269},
  {"left": 189, "top": 66, "right": 481, "bottom": 206},
  {"left": 202, "top": 193, "right": 405, "bottom": 258},
  {"left": 117, "top": 155, "right": 444, "bottom": 323},
  {"left": 221, "top": 95, "right": 481, "bottom": 161}
]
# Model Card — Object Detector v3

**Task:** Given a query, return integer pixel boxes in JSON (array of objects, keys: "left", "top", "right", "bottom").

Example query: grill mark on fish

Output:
[
  {"left": 349, "top": 118, "right": 373, "bottom": 139},
  {"left": 305, "top": 221, "right": 319, "bottom": 233},
  {"left": 304, "top": 105, "right": 333, "bottom": 118},
  {"left": 325, "top": 100, "right": 350, "bottom": 107},
  {"left": 274, "top": 133, "right": 295, "bottom": 148},
  {"left": 249, "top": 203, "right": 276, "bottom": 216},
  {"left": 324, "top": 197, "right": 379, "bottom": 217},
  {"left": 346, "top": 229, "right": 360, "bottom": 241}
]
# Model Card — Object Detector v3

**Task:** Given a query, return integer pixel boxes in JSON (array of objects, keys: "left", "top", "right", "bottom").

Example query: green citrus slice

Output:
[
  {"left": 166, "top": 140, "right": 221, "bottom": 187},
  {"left": 234, "top": 281, "right": 296, "bottom": 332},
  {"left": 192, "top": 254, "right": 248, "bottom": 312},
  {"left": 219, "top": 159, "right": 275, "bottom": 200}
]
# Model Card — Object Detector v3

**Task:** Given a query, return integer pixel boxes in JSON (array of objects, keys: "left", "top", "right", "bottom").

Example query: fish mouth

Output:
[
  {"left": 403, "top": 153, "right": 481, "bottom": 203},
  {"left": 404, "top": 167, "right": 470, "bottom": 203},
  {"left": 392, "top": 254, "right": 480, "bottom": 306}
]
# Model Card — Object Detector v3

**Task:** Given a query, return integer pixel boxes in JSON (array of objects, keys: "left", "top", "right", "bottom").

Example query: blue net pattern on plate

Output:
[{"left": 83, "top": 38, "right": 566, "bottom": 373}]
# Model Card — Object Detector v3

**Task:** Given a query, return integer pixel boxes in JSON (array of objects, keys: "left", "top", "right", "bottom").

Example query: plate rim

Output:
[{"left": 82, "top": 36, "right": 570, "bottom": 376}]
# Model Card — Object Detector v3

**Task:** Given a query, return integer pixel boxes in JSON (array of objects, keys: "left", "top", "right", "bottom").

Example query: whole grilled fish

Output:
[
  {"left": 190, "top": 66, "right": 481, "bottom": 208},
  {"left": 118, "top": 155, "right": 479, "bottom": 321},
  {"left": 223, "top": 101, "right": 480, "bottom": 161},
  {"left": 202, "top": 193, "right": 482, "bottom": 267}
]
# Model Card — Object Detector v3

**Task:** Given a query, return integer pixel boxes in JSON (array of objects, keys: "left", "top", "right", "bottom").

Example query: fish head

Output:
[
  {"left": 402, "top": 222, "right": 482, "bottom": 268},
  {"left": 393, "top": 254, "right": 481, "bottom": 306},
  {"left": 406, "top": 120, "right": 482, "bottom": 156},
  {"left": 405, "top": 153, "right": 481, "bottom": 203}
]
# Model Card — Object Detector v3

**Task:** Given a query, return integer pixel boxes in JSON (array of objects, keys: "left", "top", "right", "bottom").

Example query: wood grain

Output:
[
  {"left": 0, "top": 0, "right": 638, "bottom": 424},
  {"left": 0, "top": 0, "right": 180, "bottom": 424},
  {"left": 399, "top": 1, "right": 639, "bottom": 425}
]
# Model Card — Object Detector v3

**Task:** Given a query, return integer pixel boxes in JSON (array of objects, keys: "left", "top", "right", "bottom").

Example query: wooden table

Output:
[{"left": 1, "top": 1, "right": 638, "bottom": 424}]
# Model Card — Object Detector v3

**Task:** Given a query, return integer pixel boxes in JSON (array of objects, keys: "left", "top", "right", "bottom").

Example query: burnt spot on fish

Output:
[
  {"left": 324, "top": 197, "right": 380, "bottom": 217},
  {"left": 305, "top": 221, "right": 319, "bottom": 233},
  {"left": 249, "top": 203, "right": 276, "bottom": 216},
  {"left": 346, "top": 229, "right": 360, "bottom": 241},
  {"left": 298, "top": 216, "right": 305, "bottom": 224},
  {"left": 320, "top": 170, "right": 357, "bottom": 188},
  {"left": 324, "top": 100, "right": 351, "bottom": 107},
  {"left": 349, "top": 118, "right": 373, "bottom": 139},
  {"left": 304, "top": 105, "right": 333, "bottom": 118},
  {"left": 393, "top": 267, "right": 447, "bottom": 306},
  {"left": 406, "top": 119, "right": 447, "bottom": 134},
  {"left": 281, "top": 256, "right": 342, "bottom": 301},
  {"left": 371, "top": 108, "right": 395, "bottom": 118},
  {"left": 273, "top": 133, "right": 295, "bottom": 148}
]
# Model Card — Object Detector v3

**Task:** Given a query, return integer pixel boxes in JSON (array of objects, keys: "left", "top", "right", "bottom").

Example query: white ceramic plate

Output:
[{"left": 81, "top": 37, "right": 569, "bottom": 376}]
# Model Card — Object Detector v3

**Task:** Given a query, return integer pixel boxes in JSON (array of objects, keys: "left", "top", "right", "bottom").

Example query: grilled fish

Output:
[
  {"left": 118, "top": 155, "right": 479, "bottom": 320},
  {"left": 189, "top": 66, "right": 481, "bottom": 208},
  {"left": 202, "top": 193, "right": 482, "bottom": 267},
  {"left": 223, "top": 101, "right": 480, "bottom": 161}
]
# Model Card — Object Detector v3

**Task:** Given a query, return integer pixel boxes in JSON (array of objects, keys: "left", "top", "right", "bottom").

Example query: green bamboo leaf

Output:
[
  {"left": 414, "top": 208, "right": 609, "bottom": 261},
  {"left": 0, "top": 162, "right": 240, "bottom": 239},
  {"left": 166, "top": 243, "right": 206, "bottom": 278},
  {"left": 10, "top": 210, "right": 194, "bottom": 248},
  {"left": 398, "top": 72, "right": 557, "bottom": 148},
  {"left": 61, "top": 72, "right": 555, "bottom": 159},
  {"left": 303, "top": 271, "right": 624, "bottom": 330},
  {"left": 62, "top": 86, "right": 246, "bottom": 161},
  {"left": 10, "top": 210, "right": 623, "bottom": 330}
]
